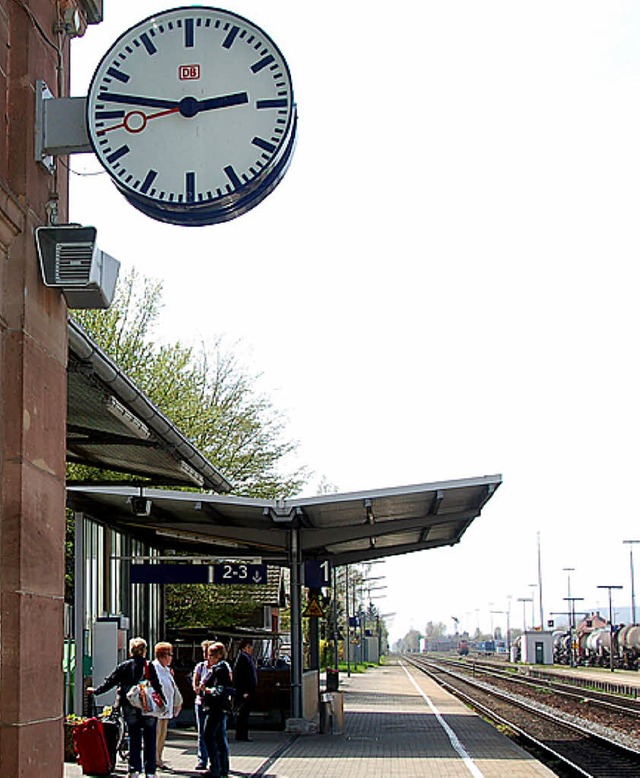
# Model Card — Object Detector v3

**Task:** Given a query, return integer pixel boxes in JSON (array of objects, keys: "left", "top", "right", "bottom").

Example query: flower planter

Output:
[{"left": 64, "top": 722, "right": 78, "bottom": 763}]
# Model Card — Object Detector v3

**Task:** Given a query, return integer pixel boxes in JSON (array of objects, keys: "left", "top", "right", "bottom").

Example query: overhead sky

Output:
[{"left": 69, "top": 2, "right": 640, "bottom": 644}]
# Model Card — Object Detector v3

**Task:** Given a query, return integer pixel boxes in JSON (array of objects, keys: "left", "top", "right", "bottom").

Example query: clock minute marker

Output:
[
  {"left": 107, "top": 67, "right": 130, "bottom": 83},
  {"left": 106, "top": 145, "right": 130, "bottom": 164},
  {"left": 256, "top": 98, "right": 288, "bottom": 109},
  {"left": 224, "top": 165, "right": 242, "bottom": 189},
  {"left": 95, "top": 110, "right": 126, "bottom": 121},
  {"left": 140, "top": 169, "right": 158, "bottom": 194},
  {"left": 251, "top": 55, "right": 275, "bottom": 73},
  {"left": 186, "top": 172, "right": 196, "bottom": 202},
  {"left": 140, "top": 33, "right": 157, "bottom": 55},
  {"left": 252, "top": 137, "right": 276, "bottom": 154},
  {"left": 222, "top": 25, "right": 240, "bottom": 49},
  {"left": 185, "top": 18, "right": 194, "bottom": 48}
]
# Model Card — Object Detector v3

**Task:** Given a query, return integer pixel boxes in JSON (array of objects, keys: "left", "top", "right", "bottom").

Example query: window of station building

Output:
[
  {"left": 80, "top": 523, "right": 163, "bottom": 653},
  {"left": 127, "top": 539, "right": 162, "bottom": 646},
  {"left": 84, "top": 518, "right": 105, "bottom": 638},
  {"left": 109, "top": 529, "right": 128, "bottom": 616}
]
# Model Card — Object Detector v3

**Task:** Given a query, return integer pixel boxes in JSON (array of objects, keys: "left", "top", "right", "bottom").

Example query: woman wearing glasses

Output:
[
  {"left": 152, "top": 641, "right": 182, "bottom": 771},
  {"left": 198, "top": 642, "right": 233, "bottom": 778}
]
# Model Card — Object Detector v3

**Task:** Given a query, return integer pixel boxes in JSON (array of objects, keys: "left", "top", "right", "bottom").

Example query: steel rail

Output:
[
  {"left": 435, "top": 654, "right": 640, "bottom": 718},
  {"left": 405, "top": 654, "right": 640, "bottom": 777}
]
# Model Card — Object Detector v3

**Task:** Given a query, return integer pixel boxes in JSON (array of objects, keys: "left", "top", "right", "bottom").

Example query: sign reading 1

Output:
[
  {"left": 212, "top": 562, "right": 267, "bottom": 585},
  {"left": 304, "top": 560, "right": 331, "bottom": 589}
]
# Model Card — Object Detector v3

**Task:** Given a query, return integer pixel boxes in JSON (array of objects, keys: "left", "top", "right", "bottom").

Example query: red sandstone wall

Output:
[{"left": 0, "top": 1, "right": 74, "bottom": 775}]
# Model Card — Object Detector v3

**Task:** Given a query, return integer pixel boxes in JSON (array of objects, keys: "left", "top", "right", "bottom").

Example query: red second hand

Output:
[{"left": 98, "top": 106, "right": 180, "bottom": 136}]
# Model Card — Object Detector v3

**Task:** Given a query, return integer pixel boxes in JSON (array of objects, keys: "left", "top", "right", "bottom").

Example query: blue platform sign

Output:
[
  {"left": 304, "top": 560, "right": 331, "bottom": 588},
  {"left": 212, "top": 562, "right": 268, "bottom": 585},
  {"left": 130, "top": 562, "right": 267, "bottom": 585},
  {"left": 131, "top": 564, "right": 209, "bottom": 584}
]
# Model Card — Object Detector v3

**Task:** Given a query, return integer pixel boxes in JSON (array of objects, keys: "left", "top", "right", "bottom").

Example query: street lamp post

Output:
[
  {"left": 491, "top": 610, "right": 511, "bottom": 655},
  {"left": 362, "top": 575, "right": 387, "bottom": 662},
  {"left": 562, "top": 567, "right": 575, "bottom": 608},
  {"left": 537, "top": 531, "right": 545, "bottom": 630},
  {"left": 517, "top": 597, "right": 532, "bottom": 632},
  {"left": 528, "top": 584, "right": 537, "bottom": 628},
  {"left": 563, "top": 597, "right": 584, "bottom": 667},
  {"left": 365, "top": 583, "right": 387, "bottom": 663},
  {"left": 622, "top": 541, "right": 640, "bottom": 624},
  {"left": 562, "top": 567, "right": 575, "bottom": 665},
  {"left": 597, "top": 585, "right": 623, "bottom": 673},
  {"left": 345, "top": 565, "right": 351, "bottom": 677}
]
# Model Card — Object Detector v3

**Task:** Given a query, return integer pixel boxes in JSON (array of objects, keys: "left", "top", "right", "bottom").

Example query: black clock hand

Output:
[
  {"left": 97, "top": 92, "right": 178, "bottom": 110},
  {"left": 97, "top": 91, "right": 249, "bottom": 118},
  {"left": 177, "top": 92, "right": 249, "bottom": 117},
  {"left": 198, "top": 92, "right": 249, "bottom": 111}
]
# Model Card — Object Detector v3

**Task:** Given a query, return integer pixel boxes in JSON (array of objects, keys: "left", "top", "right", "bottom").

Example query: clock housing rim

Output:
[{"left": 85, "top": 4, "right": 296, "bottom": 222}]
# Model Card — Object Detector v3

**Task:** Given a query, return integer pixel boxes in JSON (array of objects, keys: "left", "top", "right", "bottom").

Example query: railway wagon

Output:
[{"left": 616, "top": 624, "right": 640, "bottom": 669}]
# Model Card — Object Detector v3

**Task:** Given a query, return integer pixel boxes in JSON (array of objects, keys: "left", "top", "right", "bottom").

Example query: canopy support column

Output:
[
  {"left": 289, "top": 523, "right": 304, "bottom": 720},
  {"left": 74, "top": 511, "right": 86, "bottom": 715}
]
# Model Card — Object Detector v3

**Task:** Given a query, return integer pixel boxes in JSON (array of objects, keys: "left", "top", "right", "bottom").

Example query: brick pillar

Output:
[{"left": 0, "top": 1, "right": 70, "bottom": 775}]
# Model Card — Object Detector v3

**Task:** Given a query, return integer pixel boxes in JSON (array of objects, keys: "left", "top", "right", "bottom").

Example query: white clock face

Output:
[{"left": 86, "top": 6, "right": 296, "bottom": 224}]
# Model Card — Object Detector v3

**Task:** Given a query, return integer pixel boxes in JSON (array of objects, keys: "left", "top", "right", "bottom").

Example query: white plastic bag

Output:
[{"left": 126, "top": 662, "right": 166, "bottom": 717}]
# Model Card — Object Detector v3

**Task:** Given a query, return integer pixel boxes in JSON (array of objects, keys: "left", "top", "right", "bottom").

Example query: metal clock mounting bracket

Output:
[{"left": 35, "top": 80, "right": 91, "bottom": 173}]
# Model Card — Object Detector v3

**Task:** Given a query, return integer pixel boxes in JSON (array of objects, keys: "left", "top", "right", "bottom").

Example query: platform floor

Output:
[
  {"left": 65, "top": 658, "right": 555, "bottom": 777},
  {"left": 532, "top": 662, "right": 640, "bottom": 687}
]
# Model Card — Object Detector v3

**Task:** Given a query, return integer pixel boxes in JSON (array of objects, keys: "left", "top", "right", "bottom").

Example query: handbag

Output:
[
  {"left": 200, "top": 661, "right": 235, "bottom": 713},
  {"left": 172, "top": 677, "right": 183, "bottom": 716},
  {"left": 200, "top": 684, "right": 235, "bottom": 713},
  {"left": 126, "top": 661, "right": 166, "bottom": 717}
]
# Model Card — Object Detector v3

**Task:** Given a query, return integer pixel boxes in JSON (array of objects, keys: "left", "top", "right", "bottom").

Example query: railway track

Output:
[
  {"left": 435, "top": 654, "right": 640, "bottom": 719},
  {"left": 404, "top": 654, "right": 640, "bottom": 777}
]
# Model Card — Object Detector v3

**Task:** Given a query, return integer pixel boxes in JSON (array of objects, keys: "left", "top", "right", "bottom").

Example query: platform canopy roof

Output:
[
  {"left": 67, "top": 318, "right": 231, "bottom": 493},
  {"left": 67, "top": 474, "right": 501, "bottom": 566}
]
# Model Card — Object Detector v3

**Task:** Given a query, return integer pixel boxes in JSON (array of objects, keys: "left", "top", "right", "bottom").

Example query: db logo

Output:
[{"left": 179, "top": 64, "right": 201, "bottom": 81}]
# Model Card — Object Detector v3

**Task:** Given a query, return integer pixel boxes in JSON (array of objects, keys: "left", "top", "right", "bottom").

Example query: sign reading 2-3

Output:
[
  {"left": 86, "top": 6, "right": 297, "bottom": 226},
  {"left": 212, "top": 562, "right": 268, "bottom": 585}
]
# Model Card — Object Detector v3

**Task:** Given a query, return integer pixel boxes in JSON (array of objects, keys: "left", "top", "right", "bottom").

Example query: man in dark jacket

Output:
[{"left": 233, "top": 639, "right": 257, "bottom": 741}]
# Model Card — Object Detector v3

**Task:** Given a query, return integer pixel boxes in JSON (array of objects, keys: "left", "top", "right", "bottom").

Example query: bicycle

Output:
[{"left": 102, "top": 704, "right": 129, "bottom": 763}]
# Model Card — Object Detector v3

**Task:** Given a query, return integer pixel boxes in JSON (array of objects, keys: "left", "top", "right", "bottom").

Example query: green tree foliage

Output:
[
  {"left": 72, "top": 268, "right": 307, "bottom": 498},
  {"left": 424, "top": 620, "right": 446, "bottom": 638},
  {"left": 395, "top": 629, "right": 421, "bottom": 652},
  {"left": 68, "top": 269, "right": 308, "bottom": 625},
  {"left": 165, "top": 583, "right": 263, "bottom": 629}
]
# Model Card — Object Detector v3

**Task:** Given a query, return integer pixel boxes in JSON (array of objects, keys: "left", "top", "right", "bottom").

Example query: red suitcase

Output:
[{"left": 73, "top": 717, "right": 113, "bottom": 776}]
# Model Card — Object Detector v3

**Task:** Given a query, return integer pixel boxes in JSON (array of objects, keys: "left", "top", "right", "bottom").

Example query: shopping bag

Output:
[{"left": 126, "top": 661, "right": 166, "bottom": 717}]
